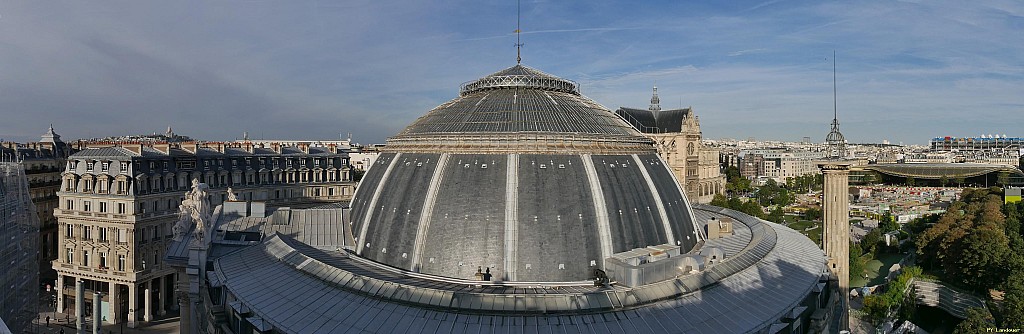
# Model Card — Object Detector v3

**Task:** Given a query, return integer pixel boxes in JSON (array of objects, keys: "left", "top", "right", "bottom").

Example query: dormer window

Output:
[
  {"left": 86, "top": 162, "right": 95, "bottom": 171},
  {"left": 101, "top": 162, "right": 109, "bottom": 172},
  {"left": 120, "top": 162, "right": 128, "bottom": 173}
]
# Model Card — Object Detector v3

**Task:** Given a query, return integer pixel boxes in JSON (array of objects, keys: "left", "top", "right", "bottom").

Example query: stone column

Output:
[
  {"left": 56, "top": 274, "right": 65, "bottom": 313},
  {"left": 92, "top": 291, "right": 102, "bottom": 334},
  {"left": 76, "top": 279, "right": 85, "bottom": 334},
  {"left": 158, "top": 276, "right": 167, "bottom": 316},
  {"left": 144, "top": 282, "right": 153, "bottom": 322},
  {"left": 170, "top": 273, "right": 180, "bottom": 311},
  {"left": 108, "top": 283, "right": 119, "bottom": 325},
  {"left": 818, "top": 162, "right": 851, "bottom": 331},
  {"left": 127, "top": 283, "right": 138, "bottom": 328},
  {"left": 178, "top": 292, "right": 191, "bottom": 334}
]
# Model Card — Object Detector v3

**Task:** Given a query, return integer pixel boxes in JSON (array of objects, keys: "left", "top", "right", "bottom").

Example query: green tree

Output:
[
  {"left": 954, "top": 176, "right": 966, "bottom": 187},
  {"left": 953, "top": 226, "right": 1010, "bottom": 292},
  {"left": 804, "top": 207, "right": 822, "bottom": 221},
  {"left": 766, "top": 207, "right": 784, "bottom": 224},
  {"left": 954, "top": 308, "right": 995, "bottom": 334},
  {"left": 879, "top": 213, "right": 900, "bottom": 234},
  {"left": 862, "top": 229, "right": 882, "bottom": 255},
  {"left": 710, "top": 194, "right": 728, "bottom": 208},
  {"left": 906, "top": 176, "right": 915, "bottom": 186},
  {"left": 998, "top": 172, "right": 1011, "bottom": 186},
  {"left": 849, "top": 242, "right": 866, "bottom": 280},
  {"left": 1000, "top": 273, "right": 1024, "bottom": 328},
  {"left": 939, "top": 175, "right": 949, "bottom": 187}
]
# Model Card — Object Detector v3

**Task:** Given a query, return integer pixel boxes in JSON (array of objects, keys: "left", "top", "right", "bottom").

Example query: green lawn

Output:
[
  {"left": 851, "top": 252, "right": 906, "bottom": 287},
  {"left": 787, "top": 219, "right": 822, "bottom": 247}
]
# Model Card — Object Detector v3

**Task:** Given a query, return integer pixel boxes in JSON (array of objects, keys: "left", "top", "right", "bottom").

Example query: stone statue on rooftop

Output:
[
  {"left": 226, "top": 187, "right": 238, "bottom": 201},
  {"left": 173, "top": 179, "right": 213, "bottom": 246}
]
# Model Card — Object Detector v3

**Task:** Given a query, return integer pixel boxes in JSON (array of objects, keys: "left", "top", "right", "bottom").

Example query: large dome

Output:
[{"left": 349, "top": 64, "right": 704, "bottom": 282}]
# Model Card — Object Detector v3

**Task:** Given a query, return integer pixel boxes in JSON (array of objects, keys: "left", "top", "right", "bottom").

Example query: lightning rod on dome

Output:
[{"left": 515, "top": 0, "right": 523, "bottom": 64}]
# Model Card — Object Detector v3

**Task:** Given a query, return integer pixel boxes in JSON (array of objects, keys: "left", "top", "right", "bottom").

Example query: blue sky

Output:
[{"left": 1, "top": 1, "right": 1022, "bottom": 145}]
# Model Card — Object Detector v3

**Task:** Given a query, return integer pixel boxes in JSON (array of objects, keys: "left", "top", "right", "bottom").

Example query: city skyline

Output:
[{"left": 2, "top": 1, "right": 1022, "bottom": 145}]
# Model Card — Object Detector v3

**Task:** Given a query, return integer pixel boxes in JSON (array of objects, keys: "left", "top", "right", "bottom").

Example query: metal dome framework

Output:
[{"left": 460, "top": 65, "right": 580, "bottom": 96}]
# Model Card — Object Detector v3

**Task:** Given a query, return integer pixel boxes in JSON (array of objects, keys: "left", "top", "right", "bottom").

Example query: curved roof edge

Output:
[
  {"left": 215, "top": 205, "right": 825, "bottom": 317},
  {"left": 860, "top": 163, "right": 1024, "bottom": 179}
]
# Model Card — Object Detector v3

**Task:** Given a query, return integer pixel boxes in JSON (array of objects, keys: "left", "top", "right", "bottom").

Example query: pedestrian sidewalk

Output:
[{"left": 29, "top": 308, "right": 180, "bottom": 334}]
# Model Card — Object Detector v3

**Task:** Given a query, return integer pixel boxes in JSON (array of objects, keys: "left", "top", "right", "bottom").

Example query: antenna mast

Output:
[{"left": 516, "top": 0, "right": 523, "bottom": 64}]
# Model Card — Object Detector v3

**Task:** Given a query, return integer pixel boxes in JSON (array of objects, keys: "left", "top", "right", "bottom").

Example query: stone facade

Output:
[
  {"left": 0, "top": 126, "right": 73, "bottom": 284},
  {"left": 819, "top": 162, "right": 851, "bottom": 330},
  {"left": 52, "top": 140, "right": 356, "bottom": 327},
  {"left": 615, "top": 87, "right": 725, "bottom": 203}
]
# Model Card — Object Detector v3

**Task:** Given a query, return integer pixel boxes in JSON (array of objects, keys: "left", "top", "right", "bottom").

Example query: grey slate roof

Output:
[
  {"left": 71, "top": 147, "right": 137, "bottom": 158},
  {"left": 614, "top": 107, "right": 690, "bottom": 134}
]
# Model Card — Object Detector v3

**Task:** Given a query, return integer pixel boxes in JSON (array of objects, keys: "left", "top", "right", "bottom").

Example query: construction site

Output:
[{"left": 0, "top": 162, "right": 40, "bottom": 333}]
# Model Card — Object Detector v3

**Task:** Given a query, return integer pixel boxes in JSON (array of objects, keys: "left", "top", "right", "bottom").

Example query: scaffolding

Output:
[{"left": 0, "top": 162, "right": 39, "bottom": 333}]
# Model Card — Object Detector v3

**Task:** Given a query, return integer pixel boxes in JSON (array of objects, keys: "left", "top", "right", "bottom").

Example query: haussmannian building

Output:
[
  {"left": 0, "top": 126, "right": 74, "bottom": 284},
  {"left": 53, "top": 140, "right": 356, "bottom": 328},
  {"left": 615, "top": 86, "right": 725, "bottom": 203}
]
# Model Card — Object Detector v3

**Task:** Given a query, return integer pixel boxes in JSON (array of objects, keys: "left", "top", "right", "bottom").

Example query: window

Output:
[
  {"left": 66, "top": 200, "right": 74, "bottom": 210},
  {"left": 99, "top": 252, "right": 107, "bottom": 268},
  {"left": 99, "top": 227, "right": 107, "bottom": 242},
  {"left": 82, "top": 250, "right": 90, "bottom": 266},
  {"left": 120, "top": 162, "right": 128, "bottom": 173},
  {"left": 117, "top": 254, "right": 125, "bottom": 271},
  {"left": 99, "top": 202, "right": 107, "bottom": 213},
  {"left": 101, "top": 162, "right": 109, "bottom": 172},
  {"left": 117, "top": 203, "right": 126, "bottom": 214},
  {"left": 66, "top": 248, "right": 73, "bottom": 263},
  {"left": 83, "top": 226, "right": 91, "bottom": 240},
  {"left": 83, "top": 201, "right": 91, "bottom": 212},
  {"left": 65, "top": 223, "right": 74, "bottom": 238},
  {"left": 86, "top": 162, "right": 95, "bottom": 171}
]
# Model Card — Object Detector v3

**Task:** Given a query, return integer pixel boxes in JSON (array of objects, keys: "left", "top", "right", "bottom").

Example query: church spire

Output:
[{"left": 649, "top": 85, "right": 661, "bottom": 112}]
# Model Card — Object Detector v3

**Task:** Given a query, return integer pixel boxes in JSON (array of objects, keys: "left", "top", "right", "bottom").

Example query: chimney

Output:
[
  {"left": 327, "top": 143, "right": 337, "bottom": 154},
  {"left": 123, "top": 144, "right": 144, "bottom": 155},
  {"left": 153, "top": 142, "right": 171, "bottom": 155},
  {"left": 216, "top": 142, "right": 226, "bottom": 153},
  {"left": 181, "top": 142, "right": 200, "bottom": 154},
  {"left": 244, "top": 142, "right": 254, "bottom": 153},
  {"left": 271, "top": 142, "right": 282, "bottom": 154},
  {"left": 298, "top": 142, "right": 310, "bottom": 154}
]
